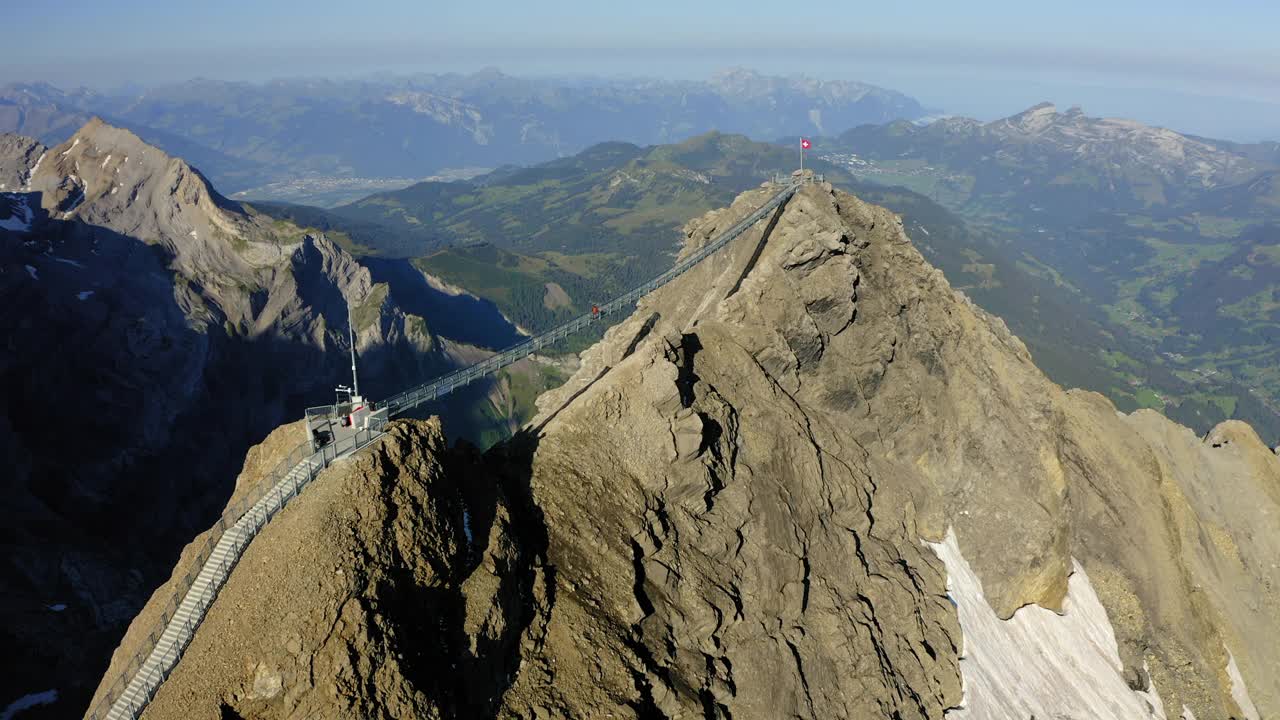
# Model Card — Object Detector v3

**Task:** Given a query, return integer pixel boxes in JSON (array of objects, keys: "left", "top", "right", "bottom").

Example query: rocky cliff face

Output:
[
  {"left": 104, "top": 180, "right": 1278, "bottom": 719},
  {"left": 89, "top": 418, "right": 539, "bottom": 720},
  {"left": 0, "top": 132, "right": 44, "bottom": 190},
  {"left": 0, "top": 121, "right": 450, "bottom": 714}
]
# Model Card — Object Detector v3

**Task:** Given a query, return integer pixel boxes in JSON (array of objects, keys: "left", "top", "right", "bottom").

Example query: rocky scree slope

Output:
[
  {"left": 108, "top": 181, "right": 1279, "bottom": 719},
  {"left": 0, "top": 120, "right": 446, "bottom": 714}
]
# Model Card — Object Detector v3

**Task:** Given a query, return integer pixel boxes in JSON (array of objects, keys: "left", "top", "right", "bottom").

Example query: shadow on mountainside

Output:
[
  {"left": 367, "top": 424, "right": 552, "bottom": 718},
  {"left": 364, "top": 256, "right": 526, "bottom": 350},
  {"left": 463, "top": 429, "right": 554, "bottom": 717},
  {"left": 400, "top": 315, "right": 660, "bottom": 715},
  {"left": 0, "top": 206, "right": 450, "bottom": 718},
  {"left": 0, "top": 211, "right": 214, "bottom": 718}
]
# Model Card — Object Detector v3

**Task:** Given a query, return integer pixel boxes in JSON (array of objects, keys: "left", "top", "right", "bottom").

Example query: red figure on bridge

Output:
[{"left": 591, "top": 304, "right": 600, "bottom": 320}]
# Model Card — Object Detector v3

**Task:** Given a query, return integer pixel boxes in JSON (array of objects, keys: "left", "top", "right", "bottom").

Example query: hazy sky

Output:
[{"left": 8, "top": 0, "right": 1280, "bottom": 139}]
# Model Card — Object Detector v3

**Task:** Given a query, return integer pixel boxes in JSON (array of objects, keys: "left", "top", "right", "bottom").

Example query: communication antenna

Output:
[{"left": 347, "top": 303, "right": 361, "bottom": 399}]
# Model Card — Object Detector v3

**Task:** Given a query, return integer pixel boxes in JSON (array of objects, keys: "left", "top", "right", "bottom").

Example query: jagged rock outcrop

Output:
[
  {"left": 92, "top": 419, "right": 540, "bottom": 720},
  {"left": 0, "top": 121, "right": 453, "bottom": 715},
  {"left": 104, "top": 179, "right": 1279, "bottom": 719},
  {"left": 0, "top": 133, "right": 44, "bottom": 189}
]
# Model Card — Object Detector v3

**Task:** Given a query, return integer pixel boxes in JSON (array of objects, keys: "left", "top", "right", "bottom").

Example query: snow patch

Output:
[
  {"left": 0, "top": 690, "right": 58, "bottom": 720},
  {"left": 55, "top": 257, "right": 85, "bottom": 268},
  {"left": 1136, "top": 662, "right": 1167, "bottom": 718},
  {"left": 21, "top": 151, "right": 46, "bottom": 190},
  {"left": 24, "top": 265, "right": 37, "bottom": 280},
  {"left": 1225, "top": 648, "right": 1260, "bottom": 720},
  {"left": 59, "top": 137, "right": 81, "bottom": 156},
  {"left": 77, "top": 291, "right": 95, "bottom": 301},
  {"left": 927, "top": 528, "right": 1168, "bottom": 719},
  {"left": 101, "top": 154, "right": 113, "bottom": 169},
  {"left": 46, "top": 603, "right": 67, "bottom": 612},
  {"left": 462, "top": 508, "right": 473, "bottom": 545},
  {"left": 61, "top": 179, "right": 86, "bottom": 215}
]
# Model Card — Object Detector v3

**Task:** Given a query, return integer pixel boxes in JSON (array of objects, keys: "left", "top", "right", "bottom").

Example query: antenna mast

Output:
[{"left": 348, "top": 303, "right": 360, "bottom": 398}]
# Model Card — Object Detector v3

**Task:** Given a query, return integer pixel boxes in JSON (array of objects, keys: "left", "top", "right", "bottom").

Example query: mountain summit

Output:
[
  {"left": 986, "top": 103, "right": 1258, "bottom": 187},
  {"left": 97, "top": 180, "right": 1278, "bottom": 719},
  {"left": 24, "top": 118, "right": 310, "bottom": 274},
  {"left": 0, "top": 120, "right": 448, "bottom": 710}
]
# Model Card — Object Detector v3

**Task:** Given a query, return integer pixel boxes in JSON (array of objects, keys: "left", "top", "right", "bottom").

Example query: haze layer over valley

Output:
[{"left": 0, "top": 69, "right": 927, "bottom": 204}]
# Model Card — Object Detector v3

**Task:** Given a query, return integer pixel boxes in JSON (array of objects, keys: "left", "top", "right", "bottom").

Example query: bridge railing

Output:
[{"left": 381, "top": 181, "right": 799, "bottom": 417}]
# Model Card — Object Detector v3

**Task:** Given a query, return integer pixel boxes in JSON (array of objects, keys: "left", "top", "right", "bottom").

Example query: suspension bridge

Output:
[{"left": 87, "top": 176, "right": 808, "bottom": 720}]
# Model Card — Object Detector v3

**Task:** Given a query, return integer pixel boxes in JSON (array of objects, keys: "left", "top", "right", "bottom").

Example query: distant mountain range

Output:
[
  {"left": 256, "top": 132, "right": 841, "bottom": 332},
  {"left": 818, "top": 103, "right": 1280, "bottom": 438},
  {"left": 0, "top": 69, "right": 927, "bottom": 197},
  {"left": 246, "top": 130, "right": 1238, "bottom": 438},
  {"left": 244, "top": 114, "right": 1280, "bottom": 442},
  {"left": 831, "top": 103, "right": 1273, "bottom": 212}
]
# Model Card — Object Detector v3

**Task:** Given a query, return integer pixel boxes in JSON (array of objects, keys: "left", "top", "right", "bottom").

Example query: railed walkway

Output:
[{"left": 87, "top": 178, "right": 802, "bottom": 720}]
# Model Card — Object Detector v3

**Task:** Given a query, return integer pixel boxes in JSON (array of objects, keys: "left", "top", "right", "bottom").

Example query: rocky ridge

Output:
[
  {"left": 87, "top": 418, "right": 534, "bottom": 719},
  {"left": 100, "top": 180, "right": 1278, "bottom": 719},
  {"left": 1, "top": 72, "right": 927, "bottom": 191},
  {"left": 843, "top": 104, "right": 1270, "bottom": 209},
  {"left": 0, "top": 120, "right": 450, "bottom": 714}
]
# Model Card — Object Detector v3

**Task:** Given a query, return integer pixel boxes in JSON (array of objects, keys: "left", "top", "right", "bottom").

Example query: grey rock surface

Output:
[
  {"left": 99, "top": 419, "right": 538, "bottom": 720},
  {"left": 516, "top": 182, "right": 1280, "bottom": 718},
  {"left": 0, "top": 133, "right": 45, "bottom": 189}
]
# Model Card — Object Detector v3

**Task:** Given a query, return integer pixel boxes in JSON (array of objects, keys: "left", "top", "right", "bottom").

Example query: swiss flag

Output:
[{"left": 800, "top": 138, "right": 812, "bottom": 150}]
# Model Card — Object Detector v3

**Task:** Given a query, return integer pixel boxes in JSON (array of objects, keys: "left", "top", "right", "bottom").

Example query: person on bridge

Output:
[{"left": 592, "top": 304, "right": 600, "bottom": 320}]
